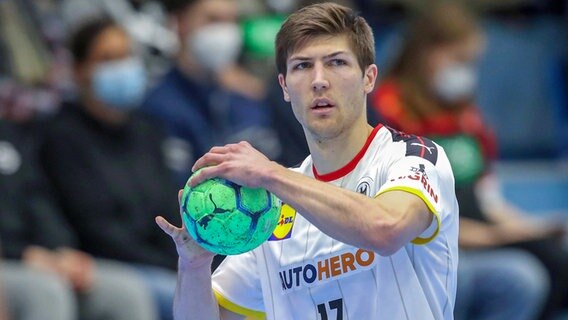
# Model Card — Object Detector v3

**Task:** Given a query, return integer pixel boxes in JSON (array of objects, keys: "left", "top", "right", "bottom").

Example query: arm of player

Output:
[
  {"left": 155, "top": 191, "right": 247, "bottom": 320},
  {"left": 191, "top": 142, "right": 433, "bottom": 256},
  {"left": 264, "top": 168, "right": 432, "bottom": 256},
  {"left": 158, "top": 216, "right": 249, "bottom": 320},
  {"left": 156, "top": 216, "right": 249, "bottom": 320},
  {"left": 155, "top": 216, "right": 219, "bottom": 320}
]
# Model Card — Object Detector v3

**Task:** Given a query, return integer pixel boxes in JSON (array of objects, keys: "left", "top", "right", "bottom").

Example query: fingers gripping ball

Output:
[{"left": 181, "top": 174, "right": 282, "bottom": 255}]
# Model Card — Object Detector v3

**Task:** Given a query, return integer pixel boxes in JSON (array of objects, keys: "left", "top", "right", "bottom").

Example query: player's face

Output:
[{"left": 278, "top": 35, "right": 377, "bottom": 141}]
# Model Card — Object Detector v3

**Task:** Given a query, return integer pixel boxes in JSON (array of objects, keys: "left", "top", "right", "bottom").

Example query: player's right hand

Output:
[{"left": 155, "top": 190, "right": 215, "bottom": 269}]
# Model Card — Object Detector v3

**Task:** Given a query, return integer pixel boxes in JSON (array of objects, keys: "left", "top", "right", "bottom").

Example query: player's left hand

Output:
[
  {"left": 190, "top": 141, "right": 281, "bottom": 188},
  {"left": 156, "top": 190, "right": 216, "bottom": 268}
]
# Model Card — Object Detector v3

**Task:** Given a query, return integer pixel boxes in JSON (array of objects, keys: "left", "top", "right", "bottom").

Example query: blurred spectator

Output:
[
  {"left": 59, "top": 0, "right": 178, "bottom": 80},
  {"left": 370, "top": 2, "right": 563, "bottom": 319},
  {"left": 0, "top": 89, "right": 158, "bottom": 319},
  {"left": 356, "top": 0, "right": 566, "bottom": 16},
  {"left": 264, "top": 77, "right": 310, "bottom": 167},
  {"left": 143, "top": 0, "right": 281, "bottom": 185},
  {"left": 0, "top": 255, "right": 7, "bottom": 320},
  {"left": 0, "top": 0, "right": 71, "bottom": 112},
  {"left": 39, "top": 18, "right": 179, "bottom": 320},
  {"left": 455, "top": 248, "right": 549, "bottom": 320},
  {"left": 363, "top": 0, "right": 568, "bottom": 159}
]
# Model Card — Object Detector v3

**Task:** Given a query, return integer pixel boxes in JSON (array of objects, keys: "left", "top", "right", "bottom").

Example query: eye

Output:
[
  {"left": 329, "top": 59, "right": 347, "bottom": 66},
  {"left": 292, "top": 62, "right": 311, "bottom": 71}
]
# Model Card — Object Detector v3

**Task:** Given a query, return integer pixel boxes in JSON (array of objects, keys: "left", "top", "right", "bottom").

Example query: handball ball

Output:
[{"left": 181, "top": 173, "right": 281, "bottom": 255}]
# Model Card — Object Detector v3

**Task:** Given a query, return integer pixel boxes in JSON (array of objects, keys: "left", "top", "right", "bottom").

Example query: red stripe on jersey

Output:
[
  {"left": 417, "top": 136, "right": 426, "bottom": 158},
  {"left": 313, "top": 124, "right": 383, "bottom": 182}
]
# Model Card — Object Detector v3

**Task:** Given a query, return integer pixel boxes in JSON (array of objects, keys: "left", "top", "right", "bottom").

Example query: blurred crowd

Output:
[{"left": 0, "top": 0, "right": 566, "bottom": 319}]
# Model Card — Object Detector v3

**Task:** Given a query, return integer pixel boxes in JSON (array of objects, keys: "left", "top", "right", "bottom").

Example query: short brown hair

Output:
[
  {"left": 275, "top": 3, "right": 375, "bottom": 76},
  {"left": 389, "top": 1, "right": 481, "bottom": 80},
  {"left": 386, "top": 1, "right": 482, "bottom": 115}
]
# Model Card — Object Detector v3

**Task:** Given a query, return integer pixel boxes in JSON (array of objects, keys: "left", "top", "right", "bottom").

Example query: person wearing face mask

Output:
[
  {"left": 0, "top": 74, "right": 159, "bottom": 320},
  {"left": 39, "top": 18, "right": 181, "bottom": 320},
  {"left": 142, "top": 0, "right": 282, "bottom": 189},
  {"left": 371, "top": 2, "right": 568, "bottom": 319},
  {"left": 0, "top": 117, "right": 159, "bottom": 320}
]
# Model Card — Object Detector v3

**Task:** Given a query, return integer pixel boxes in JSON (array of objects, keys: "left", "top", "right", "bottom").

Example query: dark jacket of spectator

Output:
[
  {"left": 0, "top": 119, "right": 78, "bottom": 259},
  {"left": 40, "top": 103, "right": 179, "bottom": 269}
]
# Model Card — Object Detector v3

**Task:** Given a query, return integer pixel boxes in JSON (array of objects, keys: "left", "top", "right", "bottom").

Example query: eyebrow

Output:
[{"left": 288, "top": 51, "right": 348, "bottom": 63}]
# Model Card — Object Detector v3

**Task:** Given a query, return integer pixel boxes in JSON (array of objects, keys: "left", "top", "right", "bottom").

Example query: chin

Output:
[{"left": 307, "top": 122, "right": 343, "bottom": 141}]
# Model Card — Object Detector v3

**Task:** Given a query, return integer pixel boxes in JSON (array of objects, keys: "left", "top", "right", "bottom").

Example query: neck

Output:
[
  {"left": 83, "top": 95, "right": 128, "bottom": 126},
  {"left": 308, "top": 122, "right": 374, "bottom": 175},
  {"left": 177, "top": 52, "right": 211, "bottom": 83}
]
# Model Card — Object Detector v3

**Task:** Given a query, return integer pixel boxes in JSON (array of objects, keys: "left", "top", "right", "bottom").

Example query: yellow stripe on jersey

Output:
[
  {"left": 214, "top": 290, "right": 266, "bottom": 319},
  {"left": 375, "top": 186, "right": 441, "bottom": 245}
]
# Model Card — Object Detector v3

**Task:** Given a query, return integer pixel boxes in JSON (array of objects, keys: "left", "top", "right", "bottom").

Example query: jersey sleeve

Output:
[
  {"left": 212, "top": 250, "right": 265, "bottom": 318},
  {"left": 376, "top": 156, "right": 445, "bottom": 244}
]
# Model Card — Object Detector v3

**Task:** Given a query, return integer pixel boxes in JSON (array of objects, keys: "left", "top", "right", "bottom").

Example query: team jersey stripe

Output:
[
  {"left": 385, "top": 126, "right": 438, "bottom": 165},
  {"left": 313, "top": 124, "right": 383, "bottom": 182},
  {"left": 375, "top": 186, "right": 441, "bottom": 244},
  {"left": 214, "top": 290, "right": 266, "bottom": 319}
]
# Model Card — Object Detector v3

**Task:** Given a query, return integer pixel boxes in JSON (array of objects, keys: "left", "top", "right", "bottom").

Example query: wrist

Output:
[
  {"left": 262, "top": 161, "right": 286, "bottom": 191},
  {"left": 178, "top": 254, "right": 214, "bottom": 272}
]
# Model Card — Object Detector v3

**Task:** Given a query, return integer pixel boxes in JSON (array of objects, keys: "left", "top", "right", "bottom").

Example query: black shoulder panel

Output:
[
  {"left": 385, "top": 126, "right": 438, "bottom": 165},
  {"left": 290, "top": 161, "right": 303, "bottom": 169}
]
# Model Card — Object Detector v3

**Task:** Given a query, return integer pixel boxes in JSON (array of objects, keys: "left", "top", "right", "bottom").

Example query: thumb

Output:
[{"left": 155, "top": 216, "right": 183, "bottom": 238}]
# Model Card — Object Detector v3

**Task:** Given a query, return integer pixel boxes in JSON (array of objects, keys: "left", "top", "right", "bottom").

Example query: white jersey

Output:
[{"left": 212, "top": 125, "right": 459, "bottom": 320}]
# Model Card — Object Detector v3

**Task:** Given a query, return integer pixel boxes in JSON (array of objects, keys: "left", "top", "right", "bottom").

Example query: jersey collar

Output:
[{"left": 312, "top": 124, "right": 382, "bottom": 182}]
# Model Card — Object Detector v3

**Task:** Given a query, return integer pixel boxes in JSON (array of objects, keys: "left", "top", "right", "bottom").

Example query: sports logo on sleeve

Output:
[
  {"left": 411, "top": 164, "right": 428, "bottom": 178},
  {"left": 389, "top": 164, "right": 439, "bottom": 204},
  {"left": 386, "top": 126, "right": 438, "bottom": 165},
  {"left": 268, "top": 204, "right": 296, "bottom": 241}
]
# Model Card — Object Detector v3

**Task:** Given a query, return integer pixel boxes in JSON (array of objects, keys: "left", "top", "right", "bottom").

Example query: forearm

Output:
[
  {"left": 191, "top": 143, "right": 430, "bottom": 254},
  {"left": 458, "top": 218, "right": 534, "bottom": 248},
  {"left": 174, "top": 259, "right": 220, "bottom": 320},
  {"left": 264, "top": 165, "right": 425, "bottom": 254},
  {"left": 459, "top": 219, "right": 501, "bottom": 248},
  {"left": 475, "top": 174, "right": 526, "bottom": 223}
]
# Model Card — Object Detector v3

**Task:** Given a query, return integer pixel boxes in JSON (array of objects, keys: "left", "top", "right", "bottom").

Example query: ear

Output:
[
  {"left": 278, "top": 74, "right": 290, "bottom": 102},
  {"left": 363, "top": 64, "right": 378, "bottom": 94}
]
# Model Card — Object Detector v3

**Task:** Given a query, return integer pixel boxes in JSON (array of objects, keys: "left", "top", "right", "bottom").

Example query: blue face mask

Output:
[{"left": 91, "top": 57, "right": 147, "bottom": 110}]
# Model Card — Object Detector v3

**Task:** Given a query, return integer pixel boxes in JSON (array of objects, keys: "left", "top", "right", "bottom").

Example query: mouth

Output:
[{"left": 311, "top": 98, "right": 335, "bottom": 110}]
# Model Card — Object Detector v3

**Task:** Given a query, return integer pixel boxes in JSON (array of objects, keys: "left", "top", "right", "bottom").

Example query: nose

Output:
[{"left": 311, "top": 62, "right": 329, "bottom": 92}]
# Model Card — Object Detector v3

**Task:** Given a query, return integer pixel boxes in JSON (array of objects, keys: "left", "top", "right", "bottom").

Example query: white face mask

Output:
[
  {"left": 433, "top": 63, "right": 478, "bottom": 103},
  {"left": 91, "top": 57, "right": 147, "bottom": 110},
  {"left": 187, "top": 23, "right": 243, "bottom": 72},
  {"left": 266, "top": 0, "right": 297, "bottom": 13}
]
